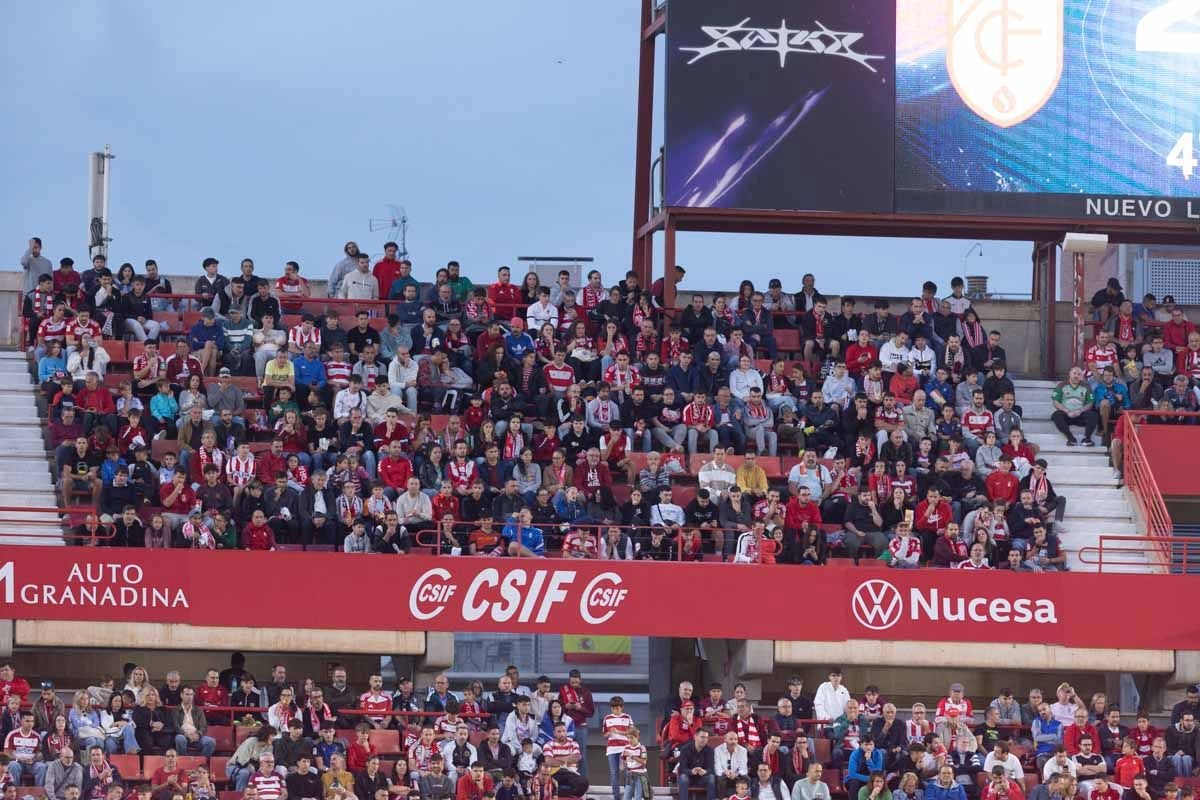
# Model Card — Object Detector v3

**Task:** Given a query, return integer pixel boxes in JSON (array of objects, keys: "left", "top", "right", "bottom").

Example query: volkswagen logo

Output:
[{"left": 851, "top": 579, "right": 904, "bottom": 630}]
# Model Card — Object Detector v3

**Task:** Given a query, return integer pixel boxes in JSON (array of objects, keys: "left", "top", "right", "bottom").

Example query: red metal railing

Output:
[
  {"left": 1123, "top": 412, "right": 1194, "bottom": 547},
  {"left": 0, "top": 505, "right": 111, "bottom": 541},
  {"left": 1077, "top": 534, "right": 1200, "bottom": 573}
]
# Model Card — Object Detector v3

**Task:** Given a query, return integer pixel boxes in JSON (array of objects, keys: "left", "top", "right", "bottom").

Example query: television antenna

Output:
[{"left": 368, "top": 204, "right": 409, "bottom": 261}]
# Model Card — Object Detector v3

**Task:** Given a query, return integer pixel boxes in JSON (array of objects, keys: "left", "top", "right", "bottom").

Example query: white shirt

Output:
[
  {"left": 729, "top": 367, "right": 764, "bottom": 401},
  {"left": 715, "top": 743, "right": 748, "bottom": 777},
  {"left": 388, "top": 357, "right": 419, "bottom": 390},
  {"left": 756, "top": 781, "right": 781, "bottom": 800},
  {"left": 1042, "top": 757, "right": 1077, "bottom": 781},
  {"left": 879, "top": 340, "right": 910, "bottom": 373},
  {"left": 984, "top": 753, "right": 1023, "bottom": 782},
  {"left": 395, "top": 491, "right": 433, "bottom": 524},
  {"left": 526, "top": 301, "right": 559, "bottom": 330},
  {"left": 813, "top": 681, "right": 851, "bottom": 721},
  {"left": 650, "top": 502, "right": 685, "bottom": 527},
  {"left": 333, "top": 387, "right": 367, "bottom": 421}
]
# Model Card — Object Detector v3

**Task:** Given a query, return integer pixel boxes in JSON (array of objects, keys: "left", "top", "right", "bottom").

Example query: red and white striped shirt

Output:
[
  {"left": 1084, "top": 344, "right": 1118, "bottom": 374},
  {"left": 408, "top": 741, "right": 437, "bottom": 772},
  {"left": 447, "top": 459, "right": 478, "bottom": 491},
  {"left": 359, "top": 691, "right": 392, "bottom": 725},
  {"left": 4, "top": 729, "right": 39, "bottom": 761},
  {"left": 226, "top": 455, "right": 256, "bottom": 486},
  {"left": 961, "top": 408, "right": 994, "bottom": 437},
  {"left": 956, "top": 560, "right": 992, "bottom": 570},
  {"left": 68, "top": 319, "right": 103, "bottom": 342},
  {"left": 543, "top": 363, "right": 576, "bottom": 393},
  {"left": 1179, "top": 348, "right": 1200, "bottom": 379},
  {"left": 602, "top": 712, "right": 633, "bottom": 755},
  {"left": 325, "top": 360, "right": 352, "bottom": 388},
  {"left": 249, "top": 773, "right": 285, "bottom": 800},
  {"left": 623, "top": 743, "right": 647, "bottom": 773},
  {"left": 603, "top": 364, "right": 640, "bottom": 392},
  {"left": 543, "top": 737, "right": 581, "bottom": 771},
  {"left": 37, "top": 317, "right": 68, "bottom": 342},
  {"left": 288, "top": 324, "right": 321, "bottom": 351},
  {"left": 132, "top": 353, "right": 166, "bottom": 378}
]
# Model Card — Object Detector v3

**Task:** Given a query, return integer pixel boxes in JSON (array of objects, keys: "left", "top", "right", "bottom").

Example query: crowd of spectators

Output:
[
  {"left": 0, "top": 655, "right": 617, "bottom": 800},
  {"left": 657, "top": 670, "right": 1200, "bottom": 800},
  {"left": 18, "top": 236, "right": 1196, "bottom": 566}
]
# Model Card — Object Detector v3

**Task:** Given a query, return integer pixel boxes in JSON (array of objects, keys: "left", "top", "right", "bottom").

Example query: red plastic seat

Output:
[
  {"left": 208, "top": 725, "right": 235, "bottom": 753},
  {"left": 368, "top": 728, "right": 401, "bottom": 755},
  {"left": 109, "top": 754, "right": 142, "bottom": 780},
  {"left": 775, "top": 329, "right": 801, "bottom": 353}
]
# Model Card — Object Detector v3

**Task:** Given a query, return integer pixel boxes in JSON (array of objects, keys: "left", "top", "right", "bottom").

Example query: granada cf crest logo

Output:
[{"left": 947, "top": 0, "right": 1064, "bottom": 128}]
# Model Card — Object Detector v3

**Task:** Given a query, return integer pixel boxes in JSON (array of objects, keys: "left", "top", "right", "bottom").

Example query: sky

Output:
[{"left": 0, "top": 1, "right": 1033, "bottom": 298}]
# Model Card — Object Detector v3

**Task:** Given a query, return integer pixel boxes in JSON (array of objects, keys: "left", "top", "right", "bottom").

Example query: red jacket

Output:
[
  {"left": 378, "top": 455, "right": 413, "bottom": 490},
  {"left": 242, "top": 523, "right": 276, "bottom": 551},
  {"left": 373, "top": 259, "right": 402, "bottom": 297},
  {"left": 1163, "top": 318, "right": 1196, "bottom": 351},
  {"left": 0, "top": 676, "right": 31, "bottom": 703},
  {"left": 985, "top": 471, "right": 1020, "bottom": 504},
  {"left": 256, "top": 451, "right": 288, "bottom": 483},
  {"left": 845, "top": 344, "right": 878, "bottom": 377},
  {"left": 784, "top": 497, "right": 822, "bottom": 530},
  {"left": 914, "top": 499, "right": 952, "bottom": 534},
  {"left": 195, "top": 684, "right": 229, "bottom": 715},
  {"left": 159, "top": 482, "right": 196, "bottom": 514},
  {"left": 487, "top": 282, "right": 523, "bottom": 320},
  {"left": 77, "top": 386, "right": 115, "bottom": 414},
  {"left": 455, "top": 774, "right": 494, "bottom": 800},
  {"left": 1064, "top": 722, "right": 1100, "bottom": 755},
  {"left": 574, "top": 462, "right": 612, "bottom": 494},
  {"left": 981, "top": 779, "right": 1025, "bottom": 800}
]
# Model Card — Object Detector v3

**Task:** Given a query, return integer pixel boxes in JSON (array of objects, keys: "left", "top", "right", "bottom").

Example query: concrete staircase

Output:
[
  {"left": 1012, "top": 378, "right": 1143, "bottom": 572},
  {"left": 0, "top": 351, "right": 65, "bottom": 545}
]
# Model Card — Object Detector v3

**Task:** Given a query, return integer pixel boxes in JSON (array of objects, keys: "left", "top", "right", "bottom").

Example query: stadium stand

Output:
[
  {"left": 0, "top": 655, "right": 1198, "bottom": 800},
  {"left": 15, "top": 240, "right": 1200, "bottom": 570}
]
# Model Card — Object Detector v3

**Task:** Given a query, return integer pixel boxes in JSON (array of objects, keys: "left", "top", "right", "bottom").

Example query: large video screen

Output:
[
  {"left": 664, "top": 0, "right": 896, "bottom": 214},
  {"left": 665, "top": 0, "right": 1200, "bottom": 224}
]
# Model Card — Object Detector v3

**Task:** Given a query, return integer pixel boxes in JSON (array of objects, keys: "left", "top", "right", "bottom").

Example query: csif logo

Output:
[
  {"left": 408, "top": 567, "right": 629, "bottom": 627},
  {"left": 850, "top": 578, "right": 1058, "bottom": 631}
]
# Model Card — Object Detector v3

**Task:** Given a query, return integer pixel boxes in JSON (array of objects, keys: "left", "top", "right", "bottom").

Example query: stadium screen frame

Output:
[{"left": 664, "top": 0, "right": 1200, "bottom": 226}]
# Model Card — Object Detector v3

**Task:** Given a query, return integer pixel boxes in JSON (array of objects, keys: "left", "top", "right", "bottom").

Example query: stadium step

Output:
[
  {"left": 0, "top": 356, "right": 65, "bottom": 546},
  {"left": 1012, "top": 378, "right": 1060, "bottom": 391}
]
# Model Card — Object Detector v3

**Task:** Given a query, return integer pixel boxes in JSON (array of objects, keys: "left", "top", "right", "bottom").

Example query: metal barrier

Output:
[
  {"left": 1076, "top": 533, "right": 1200, "bottom": 573},
  {"left": 0, "top": 505, "right": 110, "bottom": 542}
]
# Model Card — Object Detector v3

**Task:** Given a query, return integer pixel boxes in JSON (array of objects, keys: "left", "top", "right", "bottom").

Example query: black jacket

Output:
[
  {"left": 677, "top": 739, "right": 715, "bottom": 773},
  {"left": 299, "top": 485, "right": 337, "bottom": 524},
  {"left": 287, "top": 770, "right": 324, "bottom": 800}
]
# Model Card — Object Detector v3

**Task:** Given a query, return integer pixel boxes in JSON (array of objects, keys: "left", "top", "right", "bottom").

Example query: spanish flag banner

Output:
[{"left": 561, "top": 634, "right": 632, "bottom": 664}]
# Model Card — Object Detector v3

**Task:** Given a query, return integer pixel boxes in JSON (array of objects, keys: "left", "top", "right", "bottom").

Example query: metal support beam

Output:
[
  {"left": 630, "top": 0, "right": 658, "bottom": 284},
  {"left": 663, "top": 215, "right": 677, "bottom": 312}
]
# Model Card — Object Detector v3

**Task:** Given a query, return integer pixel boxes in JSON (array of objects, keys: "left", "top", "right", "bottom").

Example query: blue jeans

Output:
[
  {"left": 1170, "top": 753, "right": 1194, "bottom": 776},
  {"left": 105, "top": 724, "right": 141, "bottom": 753},
  {"left": 228, "top": 761, "right": 255, "bottom": 791},
  {"left": 624, "top": 772, "right": 648, "bottom": 800},
  {"left": 7, "top": 761, "right": 47, "bottom": 786},
  {"left": 678, "top": 771, "right": 715, "bottom": 800},
  {"left": 176, "top": 733, "right": 216, "bottom": 756},
  {"left": 608, "top": 752, "right": 621, "bottom": 800},
  {"left": 574, "top": 726, "right": 589, "bottom": 778}
]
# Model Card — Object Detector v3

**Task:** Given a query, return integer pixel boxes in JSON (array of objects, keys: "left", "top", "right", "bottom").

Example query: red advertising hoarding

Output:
[{"left": 1, "top": 548, "right": 1194, "bottom": 649}]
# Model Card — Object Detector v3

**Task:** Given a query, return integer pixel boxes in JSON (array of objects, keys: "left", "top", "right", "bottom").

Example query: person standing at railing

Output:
[{"left": 341, "top": 254, "right": 380, "bottom": 302}]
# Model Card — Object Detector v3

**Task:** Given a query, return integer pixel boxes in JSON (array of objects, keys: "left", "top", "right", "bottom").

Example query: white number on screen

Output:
[
  {"left": 1136, "top": 0, "right": 1200, "bottom": 53},
  {"left": 1167, "top": 133, "right": 1198, "bottom": 178}
]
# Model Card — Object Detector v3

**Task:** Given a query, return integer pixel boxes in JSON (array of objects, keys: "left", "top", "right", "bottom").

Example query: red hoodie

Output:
[
  {"left": 784, "top": 497, "right": 822, "bottom": 530},
  {"left": 378, "top": 455, "right": 413, "bottom": 490},
  {"left": 77, "top": 385, "right": 115, "bottom": 414}
]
